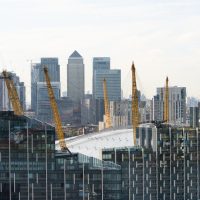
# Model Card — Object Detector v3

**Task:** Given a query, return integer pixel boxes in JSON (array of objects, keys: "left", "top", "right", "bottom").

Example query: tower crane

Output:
[
  {"left": 2, "top": 70, "right": 24, "bottom": 116},
  {"left": 103, "top": 78, "right": 111, "bottom": 128},
  {"left": 164, "top": 77, "right": 169, "bottom": 122},
  {"left": 132, "top": 62, "right": 139, "bottom": 145},
  {"left": 43, "top": 67, "right": 70, "bottom": 152}
]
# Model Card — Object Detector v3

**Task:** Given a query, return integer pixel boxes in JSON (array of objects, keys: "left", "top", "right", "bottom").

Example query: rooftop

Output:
[
  {"left": 56, "top": 128, "right": 134, "bottom": 159},
  {"left": 69, "top": 50, "right": 82, "bottom": 58}
]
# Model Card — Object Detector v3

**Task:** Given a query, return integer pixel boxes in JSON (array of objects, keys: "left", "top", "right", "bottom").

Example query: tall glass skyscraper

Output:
[
  {"left": 67, "top": 51, "right": 85, "bottom": 103},
  {"left": 92, "top": 57, "right": 121, "bottom": 101},
  {"left": 93, "top": 57, "right": 110, "bottom": 97},
  {"left": 31, "top": 58, "right": 60, "bottom": 122},
  {"left": 93, "top": 69, "right": 121, "bottom": 101}
]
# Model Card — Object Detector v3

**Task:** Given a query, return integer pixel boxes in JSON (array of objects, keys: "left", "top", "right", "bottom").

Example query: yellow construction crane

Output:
[
  {"left": 43, "top": 67, "right": 70, "bottom": 152},
  {"left": 2, "top": 70, "right": 24, "bottom": 115},
  {"left": 132, "top": 62, "right": 139, "bottom": 145},
  {"left": 103, "top": 78, "right": 111, "bottom": 128},
  {"left": 164, "top": 76, "right": 169, "bottom": 122}
]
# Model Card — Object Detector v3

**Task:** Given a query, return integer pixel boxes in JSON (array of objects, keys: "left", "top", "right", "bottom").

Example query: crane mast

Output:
[
  {"left": 164, "top": 77, "right": 169, "bottom": 122},
  {"left": 43, "top": 67, "right": 69, "bottom": 152},
  {"left": 132, "top": 63, "right": 139, "bottom": 145},
  {"left": 103, "top": 78, "right": 111, "bottom": 128},
  {"left": 2, "top": 71, "right": 24, "bottom": 115}
]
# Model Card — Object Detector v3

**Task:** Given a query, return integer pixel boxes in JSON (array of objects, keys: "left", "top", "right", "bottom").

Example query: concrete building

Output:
[
  {"left": 100, "top": 98, "right": 152, "bottom": 130},
  {"left": 0, "top": 72, "right": 26, "bottom": 111},
  {"left": 0, "top": 75, "right": 9, "bottom": 111},
  {"left": 153, "top": 86, "right": 186, "bottom": 124},
  {"left": 109, "top": 100, "right": 132, "bottom": 128},
  {"left": 139, "top": 100, "right": 153, "bottom": 123},
  {"left": 67, "top": 50, "right": 85, "bottom": 103}
]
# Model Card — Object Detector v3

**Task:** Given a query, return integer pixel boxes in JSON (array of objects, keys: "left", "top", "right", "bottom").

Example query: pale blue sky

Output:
[{"left": 0, "top": 0, "right": 199, "bottom": 103}]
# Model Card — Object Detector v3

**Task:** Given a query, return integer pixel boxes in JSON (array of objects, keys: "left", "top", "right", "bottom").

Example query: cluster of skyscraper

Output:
[
  {"left": 0, "top": 50, "right": 200, "bottom": 200},
  {"left": 0, "top": 50, "right": 199, "bottom": 130},
  {"left": 0, "top": 111, "right": 200, "bottom": 200},
  {"left": 30, "top": 51, "right": 122, "bottom": 128}
]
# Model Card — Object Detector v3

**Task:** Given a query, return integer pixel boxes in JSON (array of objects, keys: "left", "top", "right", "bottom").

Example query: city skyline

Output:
[{"left": 0, "top": 0, "right": 199, "bottom": 103}]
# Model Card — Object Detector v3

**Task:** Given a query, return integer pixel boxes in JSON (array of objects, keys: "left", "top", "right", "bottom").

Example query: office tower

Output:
[
  {"left": 17, "top": 82, "right": 26, "bottom": 110},
  {"left": 31, "top": 58, "right": 60, "bottom": 122},
  {"left": 81, "top": 94, "right": 96, "bottom": 125},
  {"left": 0, "top": 111, "right": 121, "bottom": 200},
  {"left": 31, "top": 63, "right": 40, "bottom": 111},
  {"left": 67, "top": 50, "right": 84, "bottom": 103},
  {"left": 190, "top": 106, "right": 199, "bottom": 128},
  {"left": 0, "top": 74, "right": 10, "bottom": 111},
  {"left": 93, "top": 57, "right": 110, "bottom": 95},
  {"left": 57, "top": 97, "right": 74, "bottom": 125},
  {"left": 93, "top": 69, "right": 121, "bottom": 101},
  {"left": 92, "top": 57, "right": 121, "bottom": 125},
  {"left": 0, "top": 72, "right": 26, "bottom": 111},
  {"left": 39, "top": 58, "right": 60, "bottom": 82},
  {"left": 36, "top": 82, "right": 60, "bottom": 122},
  {"left": 153, "top": 86, "right": 186, "bottom": 124}
]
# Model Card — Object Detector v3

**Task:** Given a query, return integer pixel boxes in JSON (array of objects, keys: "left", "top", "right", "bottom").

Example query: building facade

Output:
[
  {"left": 0, "top": 111, "right": 122, "bottom": 200},
  {"left": 153, "top": 86, "right": 186, "bottom": 124},
  {"left": 103, "top": 124, "right": 200, "bottom": 200},
  {"left": 31, "top": 63, "right": 40, "bottom": 112},
  {"left": 0, "top": 72, "right": 26, "bottom": 111},
  {"left": 93, "top": 69, "right": 121, "bottom": 101},
  {"left": 67, "top": 50, "right": 85, "bottom": 103},
  {"left": 103, "top": 146, "right": 157, "bottom": 200},
  {"left": 31, "top": 58, "right": 60, "bottom": 122},
  {"left": 190, "top": 106, "right": 199, "bottom": 128},
  {"left": 109, "top": 100, "right": 132, "bottom": 128},
  {"left": 93, "top": 57, "right": 110, "bottom": 96},
  {"left": 36, "top": 82, "right": 60, "bottom": 123},
  {"left": 81, "top": 94, "right": 96, "bottom": 125}
]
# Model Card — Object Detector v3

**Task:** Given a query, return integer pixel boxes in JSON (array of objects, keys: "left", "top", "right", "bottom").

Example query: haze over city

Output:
[
  {"left": 1, "top": 1, "right": 200, "bottom": 200},
  {"left": 0, "top": 0, "right": 199, "bottom": 101}
]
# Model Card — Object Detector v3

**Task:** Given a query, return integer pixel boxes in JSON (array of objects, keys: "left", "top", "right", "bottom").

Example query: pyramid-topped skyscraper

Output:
[{"left": 67, "top": 50, "right": 85, "bottom": 103}]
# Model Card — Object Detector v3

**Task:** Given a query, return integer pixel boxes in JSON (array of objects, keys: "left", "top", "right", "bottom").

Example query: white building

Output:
[{"left": 153, "top": 86, "right": 186, "bottom": 124}]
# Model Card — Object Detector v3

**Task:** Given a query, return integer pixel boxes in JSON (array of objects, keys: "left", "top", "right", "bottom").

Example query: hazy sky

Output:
[{"left": 0, "top": 0, "right": 199, "bottom": 103}]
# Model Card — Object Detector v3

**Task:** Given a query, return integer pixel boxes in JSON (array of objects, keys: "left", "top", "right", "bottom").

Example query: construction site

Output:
[{"left": 0, "top": 64, "right": 199, "bottom": 200}]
